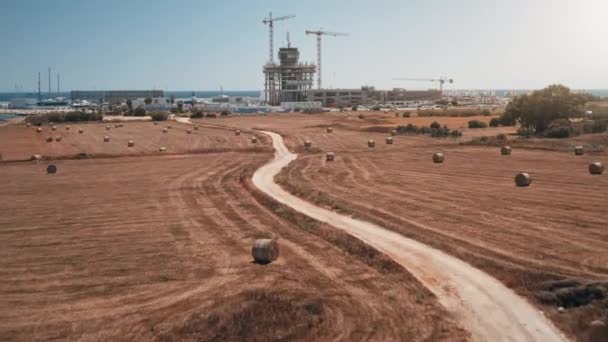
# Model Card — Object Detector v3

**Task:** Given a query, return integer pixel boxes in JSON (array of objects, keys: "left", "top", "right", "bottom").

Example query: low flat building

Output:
[
  {"left": 71, "top": 90, "right": 164, "bottom": 105},
  {"left": 308, "top": 86, "right": 442, "bottom": 107}
]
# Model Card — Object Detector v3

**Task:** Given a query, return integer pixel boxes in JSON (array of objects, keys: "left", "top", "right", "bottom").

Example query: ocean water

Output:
[
  {"left": 0, "top": 113, "right": 17, "bottom": 121},
  {"left": 0, "top": 91, "right": 261, "bottom": 102}
]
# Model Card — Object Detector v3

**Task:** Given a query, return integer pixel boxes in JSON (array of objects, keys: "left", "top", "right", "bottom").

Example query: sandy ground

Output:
[
  {"left": 254, "top": 131, "right": 565, "bottom": 341},
  {"left": 0, "top": 132, "right": 466, "bottom": 340}
]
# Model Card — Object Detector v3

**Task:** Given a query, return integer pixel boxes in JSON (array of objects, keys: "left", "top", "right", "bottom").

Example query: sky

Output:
[{"left": 1, "top": 0, "right": 607, "bottom": 92}]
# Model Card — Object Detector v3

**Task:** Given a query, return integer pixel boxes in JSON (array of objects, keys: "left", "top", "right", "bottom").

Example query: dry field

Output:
[
  {"left": 0, "top": 125, "right": 466, "bottom": 340},
  {"left": 0, "top": 121, "right": 270, "bottom": 161},
  {"left": 208, "top": 112, "right": 608, "bottom": 339}
]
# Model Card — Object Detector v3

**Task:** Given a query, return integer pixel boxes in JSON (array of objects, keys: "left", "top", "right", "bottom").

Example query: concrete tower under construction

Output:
[{"left": 263, "top": 41, "right": 315, "bottom": 106}]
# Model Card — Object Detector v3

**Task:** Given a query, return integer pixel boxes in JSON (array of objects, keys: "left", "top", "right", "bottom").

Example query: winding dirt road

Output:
[{"left": 252, "top": 131, "right": 567, "bottom": 342}]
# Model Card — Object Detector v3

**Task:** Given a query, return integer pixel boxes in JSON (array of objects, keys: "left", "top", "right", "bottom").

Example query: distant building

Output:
[
  {"left": 9, "top": 98, "right": 38, "bottom": 109},
  {"left": 308, "top": 87, "right": 442, "bottom": 107},
  {"left": 263, "top": 44, "right": 316, "bottom": 106},
  {"left": 71, "top": 90, "right": 164, "bottom": 105}
]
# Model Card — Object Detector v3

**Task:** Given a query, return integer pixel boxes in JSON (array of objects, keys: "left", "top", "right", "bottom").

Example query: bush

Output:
[
  {"left": 293, "top": 108, "right": 301, "bottom": 112},
  {"left": 133, "top": 106, "right": 146, "bottom": 116},
  {"left": 481, "top": 109, "right": 491, "bottom": 116},
  {"left": 517, "top": 127, "right": 534, "bottom": 138},
  {"left": 544, "top": 119, "right": 573, "bottom": 138},
  {"left": 372, "top": 105, "right": 381, "bottom": 111},
  {"left": 430, "top": 121, "right": 441, "bottom": 129},
  {"left": 150, "top": 112, "right": 168, "bottom": 121},
  {"left": 220, "top": 110, "right": 229, "bottom": 116},
  {"left": 402, "top": 111, "right": 411, "bottom": 118},
  {"left": 468, "top": 120, "right": 488, "bottom": 129},
  {"left": 351, "top": 105, "right": 358, "bottom": 111},
  {"left": 357, "top": 114, "right": 364, "bottom": 119},
  {"left": 489, "top": 118, "right": 500, "bottom": 127},
  {"left": 205, "top": 113, "right": 218, "bottom": 118},
  {"left": 583, "top": 119, "right": 608, "bottom": 133},
  {"left": 451, "top": 129, "right": 463, "bottom": 137},
  {"left": 302, "top": 108, "right": 324, "bottom": 114},
  {"left": 496, "top": 133, "right": 508, "bottom": 143},
  {"left": 190, "top": 110, "right": 203, "bottom": 118},
  {"left": 25, "top": 111, "right": 102, "bottom": 125}
]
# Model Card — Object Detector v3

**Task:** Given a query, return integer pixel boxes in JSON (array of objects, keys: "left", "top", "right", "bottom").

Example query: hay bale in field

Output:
[
  {"left": 159, "top": 147, "right": 167, "bottom": 152},
  {"left": 251, "top": 239, "right": 279, "bottom": 263},
  {"left": 127, "top": 140, "right": 135, "bottom": 147},
  {"left": 26, "top": 123, "right": 31, "bottom": 127},
  {"left": 106, "top": 125, "right": 111, "bottom": 131},
  {"left": 31, "top": 154, "right": 43, "bottom": 161},
  {"left": 433, "top": 152, "right": 444, "bottom": 163},
  {"left": 574, "top": 146, "right": 584, "bottom": 155},
  {"left": 167, "top": 125, "right": 172, "bottom": 129},
  {"left": 194, "top": 125, "right": 199, "bottom": 130},
  {"left": 115, "top": 123, "right": 120, "bottom": 128},
  {"left": 515, "top": 172, "right": 532, "bottom": 186},
  {"left": 55, "top": 136, "right": 62, "bottom": 142},
  {"left": 391, "top": 129, "right": 397, "bottom": 136},
  {"left": 103, "top": 135, "right": 110, "bottom": 142},
  {"left": 162, "top": 128, "right": 168, "bottom": 133},
  {"left": 251, "top": 137, "right": 258, "bottom": 144},
  {"left": 304, "top": 140, "right": 312, "bottom": 148},
  {"left": 587, "top": 320, "right": 608, "bottom": 342},
  {"left": 186, "top": 129, "right": 192, "bottom": 134},
  {"left": 386, "top": 137, "right": 393, "bottom": 144},
  {"left": 368, "top": 140, "right": 375, "bottom": 147},
  {"left": 326, "top": 152, "right": 335, "bottom": 161},
  {"left": 235, "top": 129, "right": 241, "bottom": 135},
  {"left": 46, "top": 137, "right": 53, "bottom": 142},
  {"left": 153, "top": 121, "right": 159, "bottom": 125},
  {"left": 46, "top": 164, "right": 57, "bottom": 174},
  {"left": 78, "top": 129, "right": 83, "bottom": 134},
  {"left": 589, "top": 162, "right": 604, "bottom": 175},
  {"left": 36, "top": 127, "right": 42, "bottom": 133},
  {"left": 119, "top": 123, "right": 124, "bottom": 127},
  {"left": 51, "top": 125, "right": 57, "bottom": 131},
  {"left": 501, "top": 146, "right": 512, "bottom": 155},
  {"left": 66, "top": 126, "right": 70, "bottom": 130},
  {"left": 326, "top": 127, "right": 333, "bottom": 133}
]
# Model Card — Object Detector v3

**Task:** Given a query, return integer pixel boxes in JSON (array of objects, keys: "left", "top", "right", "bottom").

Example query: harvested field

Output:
[
  {"left": 0, "top": 122, "right": 270, "bottom": 161},
  {"left": 0, "top": 152, "right": 465, "bottom": 340}
]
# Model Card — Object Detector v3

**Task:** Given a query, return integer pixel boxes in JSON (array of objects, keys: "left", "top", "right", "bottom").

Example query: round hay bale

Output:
[
  {"left": 589, "top": 162, "right": 604, "bottom": 175},
  {"left": 194, "top": 125, "right": 199, "bottom": 130},
  {"left": 368, "top": 140, "right": 375, "bottom": 147},
  {"left": 153, "top": 121, "right": 159, "bottom": 125},
  {"left": 46, "top": 164, "right": 57, "bottom": 174},
  {"left": 127, "top": 140, "right": 135, "bottom": 147},
  {"left": 251, "top": 137, "right": 258, "bottom": 144},
  {"left": 51, "top": 125, "right": 57, "bottom": 131},
  {"left": 78, "top": 129, "right": 84, "bottom": 134},
  {"left": 433, "top": 152, "right": 444, "bottom": 163},
  {"left": 31, "top": 154, "right": 43, "bottom": 161},
  {"left": 186, "top": 129, "right": 192, "bottom": 134},
  {"left": 26, "top": 123, "right": 31, "bottom": 127},
  {"left": 167, "top": 125, "right": 172, "bottom": 129},
  {"left": 326, "top": 152, "right": 335, "bottom": 161},
  {"left": 66, "top": 126, "right": 70, "bottom": 131},
  {"left": 587, "top": 320, "right": 608, "bottom": 342},
  {"left": 326, "top": 127, "right": 333, "bottom": 133},
  {"left": 235, "top": 129, "right": 241, "bottom": 135},
  {"left": 574, "top": 146, "right": 584, "bottom": 155},
  {"left": 304, "top": 140, "right": 312, "bottom": 148},
  {"left": 159, "top": 146, "right": 167, "bottom": 152},
  {"left": 36, "top": 127, "right": 42, "bottom": 133},
  {"left": 162, "top": 128, "right": 168, "bottom": 133},
  {"left": 106, "top": 125, "right": 111, "bottom": 131},
  {"left": 391, "top": 129, "right": 397, "bottom": 136},
  {"left": 115, "top": 123, "right": 120, "bottom": 128},
  {"left": 119, "top": 123, "right": 124, "bottom": 127},
  {"left": 386, "top": 137, "right": 393, "bottom": 144},
  {"left": 515, "top": 172, "right": 532, "bottom": 186},
  {"left": 251, "top": 238, "right": 279, "bottom": 263},
  {"left": 46, "top": 137, "right": 53, "bottom": 142},
  {"left": 103, "top": 135, "right": 110, "bottom": 142},
  {"left": 501, "top": 146, "right": 512, "bottom": 155},
  {"left": 55, "top": 136, "right": 62, "bottom": 142}
]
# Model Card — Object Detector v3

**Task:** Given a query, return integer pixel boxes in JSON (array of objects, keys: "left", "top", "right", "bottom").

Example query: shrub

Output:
[
  {"left": 372, "top": 105, "right": 381, "bottom": 111},
  {"left": 430, "top": 121, "right": 441, "bottom": 129},
  {"left": 544, "top": 119, "right": 572, "bottom": 138},
  {"left": 151, "top": 112, "right": 168, "bottom": 121},
  {"left": 25, "top": 111, "right": 102, "bottom": 125},
  {"left": 481, "top": 109, "right": 491, "bottom": 116},
  {"left": 583, "top": 119, "right": 608, "bottom": 133},
  {"left": 351, "top": 105, "right": 358, "bottom": 111},
  {"left": 468, "top": 120, "right": 488, "bottom": 129},
  {"left": 357, "top": 114, "right": 364, "bottom": 119},
  {"left": 517, "top": 127, "right": 534, "bottom": 138},
  {"left": 205, "top": 113, "right": 218, "bottom": 118},
  {"left": 220, "top": 110, "right": 230, "bottom": 116},
  {"left": 402, "top": 111, "right": 411, "bottom": 118},
  {"left": 496, "top": 133, "right": 508, "bottom": 143},
  {"left": 133, "top": 106, "right": 146, "bottom": 116},
  {"left": 450, "top": 129, "right": 463, "bottom": 137},
  {"left": 303, "top": 108, "right": 324, "bottom": 114},
  {"left": 489, "top": 118, "right": 500, "bottom": 127},
  {"left": 293, "top": 107, "right": 301, "bottom": 112},
  {"left": 190, "top": 110, "right": 203, "bottom": 118}
]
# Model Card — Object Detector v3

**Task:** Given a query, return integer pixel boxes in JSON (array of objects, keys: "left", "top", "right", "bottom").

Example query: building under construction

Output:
[{"left": 263, "top": 42, "right": 315, "bottom": 106}]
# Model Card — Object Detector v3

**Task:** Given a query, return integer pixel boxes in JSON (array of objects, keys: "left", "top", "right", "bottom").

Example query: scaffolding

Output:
[{"left": 263, "top": 46, "right": 315, "bottom": 106}]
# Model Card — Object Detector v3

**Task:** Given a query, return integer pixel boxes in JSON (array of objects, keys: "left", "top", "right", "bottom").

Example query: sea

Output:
[{"left": 0, "top": 91, "right": 261, "bottom": 102}]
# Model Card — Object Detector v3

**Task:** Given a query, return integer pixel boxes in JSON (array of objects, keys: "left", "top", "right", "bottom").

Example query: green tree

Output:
[{"left": 501, "top": 84, "right": 590, "bottom": 133}]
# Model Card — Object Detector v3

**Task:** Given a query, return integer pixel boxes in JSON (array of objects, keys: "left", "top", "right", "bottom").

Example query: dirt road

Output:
[{"left": 253, "top": 131, "right": 567, "bottom": 342}]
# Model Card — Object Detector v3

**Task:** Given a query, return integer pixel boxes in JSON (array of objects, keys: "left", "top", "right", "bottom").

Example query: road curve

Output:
[{"left": 252, "top": 131, "right": 567, "bottom": 342}]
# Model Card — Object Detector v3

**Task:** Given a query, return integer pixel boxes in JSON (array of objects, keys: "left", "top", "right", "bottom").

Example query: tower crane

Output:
[
  {"left": 392, "top": 76, "right": 454, "bottom": 96},
  {"left": 262, "top": 12, "right": 295, "bottom": 63},
  {"left": 305, "top": 29, "right": 348, "bottom": 90}
]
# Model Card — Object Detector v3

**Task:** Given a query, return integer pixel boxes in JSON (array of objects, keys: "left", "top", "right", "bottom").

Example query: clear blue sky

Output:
[{"left": 1, "top": 0, "right": 606, "bottom": 92}]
